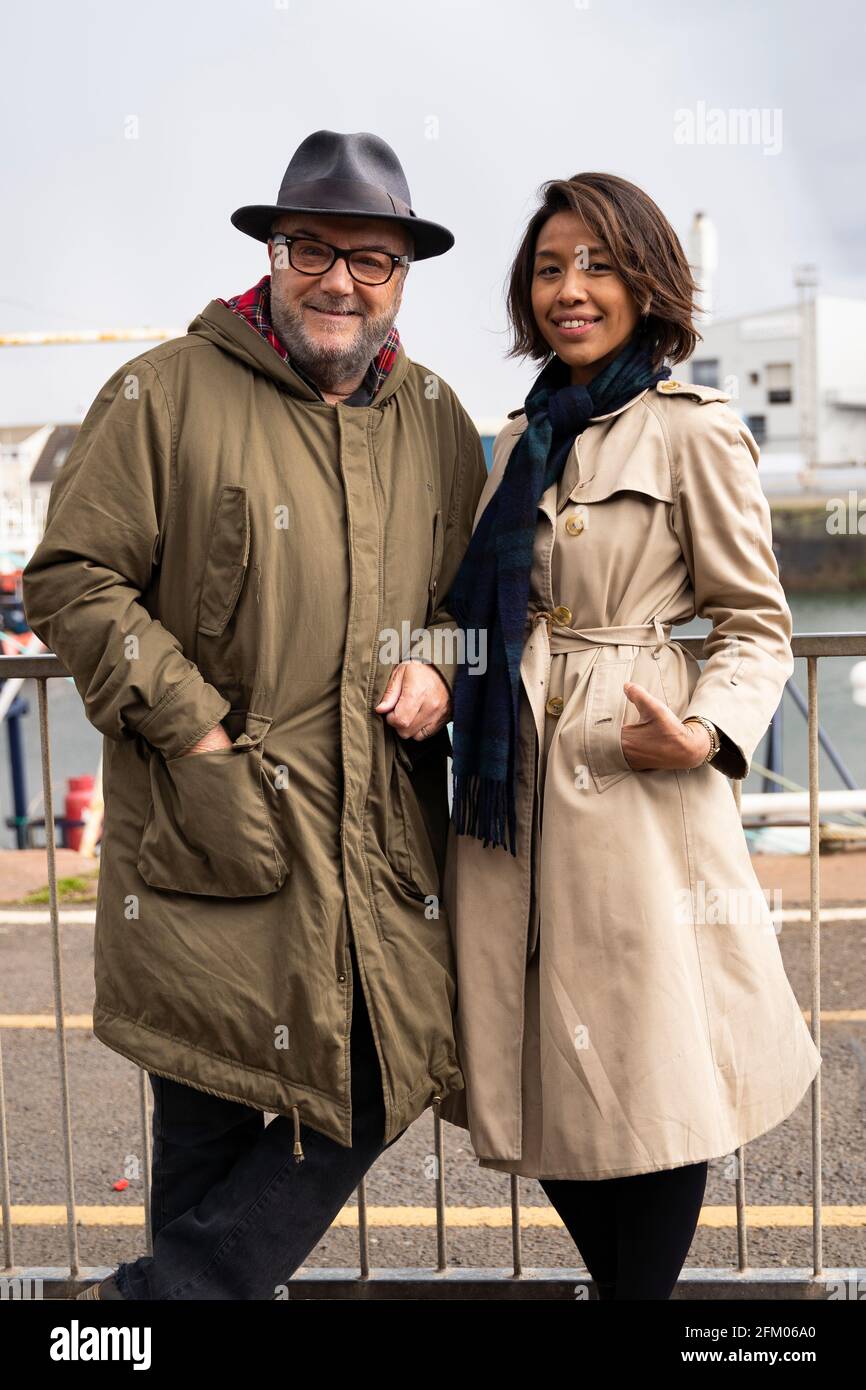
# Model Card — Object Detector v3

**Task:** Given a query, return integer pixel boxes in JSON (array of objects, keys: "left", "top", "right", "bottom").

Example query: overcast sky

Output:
[{"left": 1, "top": 0, "right": 863, "bottom": 426}]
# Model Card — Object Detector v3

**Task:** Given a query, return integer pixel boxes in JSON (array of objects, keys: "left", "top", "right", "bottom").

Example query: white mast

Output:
[{"left": 688, "top": 211, "right": 718, "bottom": 324}]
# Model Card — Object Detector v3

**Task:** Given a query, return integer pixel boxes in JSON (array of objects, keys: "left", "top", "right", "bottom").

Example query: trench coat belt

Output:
[
  {"left": 527, "top": 611, "right": 673, "bottom": 658},
  {"left": 521, "top": 613, "right": 675, "bottom": 835},
  {"left": 520, "top": 613, "right": 675, "bottom": 942}
]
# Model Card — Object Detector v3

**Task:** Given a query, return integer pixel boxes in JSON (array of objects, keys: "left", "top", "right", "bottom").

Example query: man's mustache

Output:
[{"left": 300, "top": 299, "right": 365, "bottom": 318}]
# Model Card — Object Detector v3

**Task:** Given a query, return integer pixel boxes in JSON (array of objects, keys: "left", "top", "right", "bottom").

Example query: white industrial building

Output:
[
  {"left": 685, "top": 293, "right": 866, "bottom": 471},
  {"left": 683, "top": 213, "right": 866, "bottom": 488}
]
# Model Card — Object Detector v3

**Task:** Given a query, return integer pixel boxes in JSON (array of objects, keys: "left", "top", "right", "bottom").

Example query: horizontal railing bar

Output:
[
  {"left": 1, "top": 633, "right": 865, "bottom": 682},
  {"left": 0, "top": 655, "right": 69, "bottom": 678},
  {"left": 12, "top": 1267, "right": 865, "bottom": 1302},
  {"left": 675, "top": 632, "right": 866, "bottom": 658}
]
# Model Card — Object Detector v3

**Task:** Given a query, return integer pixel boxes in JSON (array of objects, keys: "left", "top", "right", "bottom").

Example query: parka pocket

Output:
[
  {"left": 386, "top": 734, "right": 442, "bottom": 900},
  {"left": 425, "top": 508, "right": 444, "bottom": 623},
  {"left": 197, "top": 485, "right": 250, "bottom": 637},
  {"left": 137, "top": 710, "right": 289, "bottom": 897},
  {"left": 583, "top": 651, "right": 638, "bottom": 793}
]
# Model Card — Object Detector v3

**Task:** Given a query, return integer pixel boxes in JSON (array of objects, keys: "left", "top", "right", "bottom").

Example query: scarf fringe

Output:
[{"left": 451, "top": 773, "right": 517, "bottom": 855}]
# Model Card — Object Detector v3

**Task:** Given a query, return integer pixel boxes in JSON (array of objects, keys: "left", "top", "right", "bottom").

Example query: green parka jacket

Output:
[{"left": 22, "top": 299, "right": 488, "bottom": 1150}]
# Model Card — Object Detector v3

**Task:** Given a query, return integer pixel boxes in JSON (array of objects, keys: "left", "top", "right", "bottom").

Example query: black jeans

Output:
[
  {"left": 540, "top": 1160, "right": 709, "bottom": 1300},
  {"left": 114, "top": 937, "right": 404, "bottom": 1300}
]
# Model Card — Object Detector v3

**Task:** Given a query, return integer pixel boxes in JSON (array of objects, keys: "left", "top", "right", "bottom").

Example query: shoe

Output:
[{"left": 75, "top": 1273, "right": 125, "bottom": 1300}]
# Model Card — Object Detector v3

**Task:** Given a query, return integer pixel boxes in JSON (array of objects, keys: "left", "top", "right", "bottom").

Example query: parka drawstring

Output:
[{"left": 291, "top": 1104, "right": 305, "bottom": 1163}]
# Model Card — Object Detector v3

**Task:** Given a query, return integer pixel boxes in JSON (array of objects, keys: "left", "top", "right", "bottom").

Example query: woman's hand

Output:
[{"left": 620, "top": 681, "right": 712, "bottom": 771}]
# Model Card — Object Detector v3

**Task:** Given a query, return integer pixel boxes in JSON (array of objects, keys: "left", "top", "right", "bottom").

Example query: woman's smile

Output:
[{"left": 551, "top": 313, "right": 603, "bottom": 339}]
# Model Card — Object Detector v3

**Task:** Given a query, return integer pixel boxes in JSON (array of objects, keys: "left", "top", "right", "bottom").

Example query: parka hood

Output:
[{"left": 186, "top": 298, "right": 410, "bottom": 405}]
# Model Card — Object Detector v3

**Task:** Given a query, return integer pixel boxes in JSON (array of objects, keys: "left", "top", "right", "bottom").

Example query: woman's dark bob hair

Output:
[{"left": 506, "top": 172, "right": 703, "bottom": 373}]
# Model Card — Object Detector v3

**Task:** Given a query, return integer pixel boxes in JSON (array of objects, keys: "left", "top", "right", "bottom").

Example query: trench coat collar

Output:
[{"left": 521, "top": 383, "right": 653, "bottom": 526}]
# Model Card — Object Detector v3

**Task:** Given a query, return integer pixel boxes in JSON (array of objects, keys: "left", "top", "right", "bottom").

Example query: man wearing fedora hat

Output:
[{"left": 23, "top": 130, "right": 488, "bottom": 1299}]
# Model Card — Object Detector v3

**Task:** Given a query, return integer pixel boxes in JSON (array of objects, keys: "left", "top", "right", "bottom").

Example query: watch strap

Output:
[{"left": 683, "top": 715, "right": 721, "bottom": 763}]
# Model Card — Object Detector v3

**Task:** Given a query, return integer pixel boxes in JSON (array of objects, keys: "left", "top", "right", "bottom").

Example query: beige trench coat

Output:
[{"left": 440, "top": 377, "right": 822, "bottom": 1180}]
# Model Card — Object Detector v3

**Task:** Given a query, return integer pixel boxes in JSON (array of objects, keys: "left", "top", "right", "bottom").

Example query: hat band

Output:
[{"left": 274, "top": 175, "right": 415, "bottom": 221}]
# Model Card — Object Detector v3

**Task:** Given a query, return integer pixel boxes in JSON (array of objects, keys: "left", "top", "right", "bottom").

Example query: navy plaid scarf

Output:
[{"left": 448, "top": 329, "right": 671, "bottom": 854}]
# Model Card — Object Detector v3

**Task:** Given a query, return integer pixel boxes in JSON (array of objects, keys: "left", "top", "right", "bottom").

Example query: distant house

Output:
[
  {"left": 0, "top": 425, "right": 55, "bottom": 560},
  {"left": 28, "top": 424, "right": 79, "bottom": 503},
  {"left": 0, "top": 424, "right": 80, "bottom": 560}
]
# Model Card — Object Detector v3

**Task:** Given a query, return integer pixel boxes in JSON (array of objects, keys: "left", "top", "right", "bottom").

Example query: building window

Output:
[
  {"left": 749, "top": 371, "right": 759, "bottom": 385},
  {"left": 691, "top": 359, "right": 720, "bottom": 388},
  {"left": 766, "top": 362, "right": 793, "bottom": 405},
  {"left": 746, "top": 415, "right": 767, "bottom": 444}
]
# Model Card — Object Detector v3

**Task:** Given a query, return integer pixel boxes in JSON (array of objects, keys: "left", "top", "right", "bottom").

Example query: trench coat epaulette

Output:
[{"left": 654, "top": 378, "right": 731, "bottom": 403}]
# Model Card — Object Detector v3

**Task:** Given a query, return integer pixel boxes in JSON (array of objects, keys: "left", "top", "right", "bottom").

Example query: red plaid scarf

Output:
[{"left": 216, "top": 273, "right": 400, "bottom": 396}]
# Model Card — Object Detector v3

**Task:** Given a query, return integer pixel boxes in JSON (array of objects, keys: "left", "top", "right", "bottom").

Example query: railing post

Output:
[
  {"left": 0, "top": 1033, "right": 13, "bottom": 1272},
  {"left": 357, "top": 1175, "right": 370, "bottom": 1278},
  {"left": 37, "top": 678, "right": 81, "bottom": 1276},
  {"left": 807, "top": 656, "right": 824, "bottom": 1277},
  {"left": 510, "top": 1174, "right": 522, "bottom": 1277},
  {"left": 140, "top": 1068, "right": 153, "bottom": 1256},
  {"left": 731, "top": 777, "right": 749, "bottom": 1272},
  {"left": 434, "top": 1099, "right": 447, "bottom": 1271}
]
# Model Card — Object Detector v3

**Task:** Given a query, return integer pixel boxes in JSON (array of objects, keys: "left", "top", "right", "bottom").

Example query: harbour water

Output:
[{"left": 680, "top": 590, "right": 866, "bottom": 796}]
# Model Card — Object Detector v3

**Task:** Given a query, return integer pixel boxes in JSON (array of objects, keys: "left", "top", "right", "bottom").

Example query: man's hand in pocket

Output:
[{"left": 176, "top": 721, "right": 234, "bottom": 757}]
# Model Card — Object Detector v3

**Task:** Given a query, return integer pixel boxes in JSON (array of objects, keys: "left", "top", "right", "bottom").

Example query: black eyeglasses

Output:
[{"left": 271, "top": 233, "right": 410, "bottom": 286}]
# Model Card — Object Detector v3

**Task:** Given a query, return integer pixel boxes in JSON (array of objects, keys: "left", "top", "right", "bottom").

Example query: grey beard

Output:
[{"left": 270, "top": 291, "right": 398, "bottom": 393}]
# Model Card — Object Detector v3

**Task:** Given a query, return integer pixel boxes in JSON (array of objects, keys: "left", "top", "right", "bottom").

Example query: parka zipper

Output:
[{"left": 291, "top": 1104, "right": 305, "bottom": 1162}]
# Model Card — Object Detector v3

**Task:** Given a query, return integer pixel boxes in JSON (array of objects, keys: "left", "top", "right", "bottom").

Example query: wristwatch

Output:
[{"left": 682, "top": 715, "right": 721, "bottom": 765}]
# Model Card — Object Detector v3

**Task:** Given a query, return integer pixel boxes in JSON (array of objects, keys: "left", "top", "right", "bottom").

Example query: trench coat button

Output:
[
  {"left": 565, "top": 515, "right": 584, "bottom": 535},
  {"left": 551, "top": 605, "right": 572, "bottom": 626},
  {"left": 659, "top": 380, "right": 679, "bottom": 391},
  {"left": 545, "top": 695, "right": 564, "bottom": 716},
  {"left": 338, "top": 972, "right": 347, "bottom": 983}
]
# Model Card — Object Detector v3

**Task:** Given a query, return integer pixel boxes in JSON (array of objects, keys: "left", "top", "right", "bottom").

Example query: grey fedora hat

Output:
[{"left": 230, "top": 129, "right": 454, "bottom": 261}]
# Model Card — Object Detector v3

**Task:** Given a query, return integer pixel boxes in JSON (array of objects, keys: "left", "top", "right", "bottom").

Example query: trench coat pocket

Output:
[
  {"left": 197, "top": 485, "right": 250, "bottom": 637},
  {"left": 583, "top": 651, "right": 638, "bottom": 792},
  {"left": 137, "top": 710, "right": 289, "bottom": 897},
  {"left": 387, "top": 735, "right": 442, "bottom": 899}
]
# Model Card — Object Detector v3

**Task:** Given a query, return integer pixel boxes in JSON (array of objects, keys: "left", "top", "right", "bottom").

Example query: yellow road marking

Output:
[
  {"left": 3, "top": 1205, "right": 865, "bottom": 1229},
  {"left": 0, "top": 1015, "right": 95, "bottom": 1028}
]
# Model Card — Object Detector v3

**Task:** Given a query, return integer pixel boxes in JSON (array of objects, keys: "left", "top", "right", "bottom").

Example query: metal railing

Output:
[{"left": 1, "top": 637, "right": 864, "bottom": 1299}]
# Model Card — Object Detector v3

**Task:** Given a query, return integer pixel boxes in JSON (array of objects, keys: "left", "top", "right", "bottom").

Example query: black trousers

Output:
[
  {"left": 115, "top": 935, "right": 406, "bottom": 1299},
  {"left": 540, "top": 1159, "right": 709, "bottom": 1300}
]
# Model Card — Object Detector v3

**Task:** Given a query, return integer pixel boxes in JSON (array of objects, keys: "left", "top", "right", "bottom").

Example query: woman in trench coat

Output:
[{"left": 439, "top": 171, "right": 822, "bottom": 1300}]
